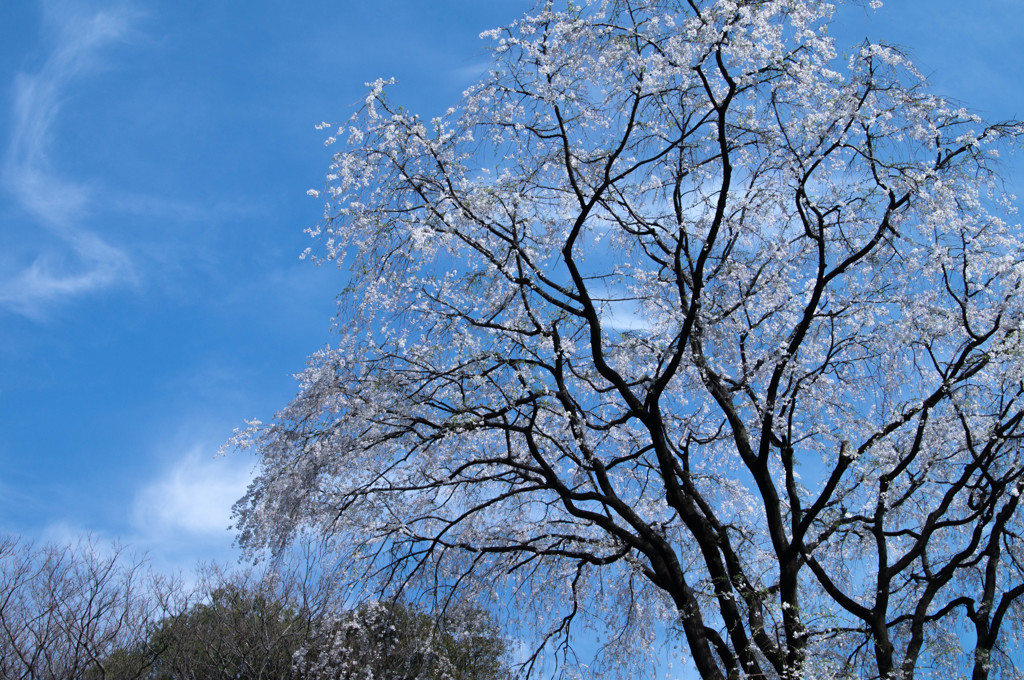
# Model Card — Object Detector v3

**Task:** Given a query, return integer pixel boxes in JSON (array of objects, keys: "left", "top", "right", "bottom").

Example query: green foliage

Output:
[
  {"left": 140, "top": 583, "right": 310, "bottom": 680},
  {"left": 97, "top": 577, "right": 510, "bottom": 680}
]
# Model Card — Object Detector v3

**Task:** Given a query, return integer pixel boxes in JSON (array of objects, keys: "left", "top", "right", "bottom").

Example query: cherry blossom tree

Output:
[{"left": 230, "top": 1, "right": 1024, "bottom": 677}]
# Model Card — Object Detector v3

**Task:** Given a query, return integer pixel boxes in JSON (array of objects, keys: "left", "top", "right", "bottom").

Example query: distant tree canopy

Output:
[
  {"left": 118, "top": 586, "right": 510, "bottom": 680},
  {"left": 125, "top": 586, "right": 510, "bottom": 680},
  {"left": 0, "top": 536, "right": 511, "bottom": 680},
  {"left": 127, "top": 580, "right": 308, "bottom": 680}
]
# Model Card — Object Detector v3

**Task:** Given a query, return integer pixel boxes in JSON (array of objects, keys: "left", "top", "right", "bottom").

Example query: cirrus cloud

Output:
[{"left": 1, "top": 2, "right": 141, "bottom": 317}]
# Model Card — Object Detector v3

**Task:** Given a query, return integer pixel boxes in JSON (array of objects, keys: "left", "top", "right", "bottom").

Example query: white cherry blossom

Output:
[{"left": 231, "top": 2, "right": 1024, "bottom": 678}]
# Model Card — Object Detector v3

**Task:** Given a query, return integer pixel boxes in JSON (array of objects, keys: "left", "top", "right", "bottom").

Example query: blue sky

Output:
[{"left": 0, "top": 0, "right": 1021, "bottom": 573}]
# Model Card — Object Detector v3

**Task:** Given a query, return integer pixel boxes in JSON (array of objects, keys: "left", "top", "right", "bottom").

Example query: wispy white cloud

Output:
[
  {"left": 450, "top": 60, "right": 492, "bottom": 83},
  {"left": 0, "top": 230, "right": 131, "bottom": 318},
  {"left": 37, "top": 520, "right": 121, "bottom": 553},
  {"left": 1, "top": 2, "right": 141, "bottom": 316},
  {"left": 132, "top": 446, "right": 254, "bottom": 543},
  {"left": 602, "top": 300, "right": 651, "bottom": 332},
  {"left": 27, "top": 440, "right": 254, "bottom": 575}
]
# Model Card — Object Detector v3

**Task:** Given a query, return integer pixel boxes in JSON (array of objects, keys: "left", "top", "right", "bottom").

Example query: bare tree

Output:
[
  {"left": 0, "top": 536, "right": 162, "bottom": 680},
  {"left": 230, "top": 1, "right": 1024, "bottom": 678}
]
